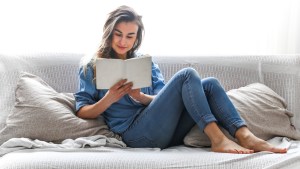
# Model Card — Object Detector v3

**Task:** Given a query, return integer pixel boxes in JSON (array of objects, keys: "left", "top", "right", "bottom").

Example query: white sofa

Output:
[{"left": 0, "top": 53, "right": 300, "bottom": 169}]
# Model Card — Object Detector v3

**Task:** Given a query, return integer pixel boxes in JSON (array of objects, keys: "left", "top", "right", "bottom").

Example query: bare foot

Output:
[
  {"left": 204, "top": 122, "right": 254, "bottom": 154},
  {"left": 211, "top": 137, "right": 254, "bottom": 154},
  {"left": 236, "top": 127, "right": 287, "bottom": 153}
]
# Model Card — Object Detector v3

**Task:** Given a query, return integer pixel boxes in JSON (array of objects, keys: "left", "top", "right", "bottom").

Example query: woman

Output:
[{"left": 75, "top": 5, "right": 287, "bottom": 154}]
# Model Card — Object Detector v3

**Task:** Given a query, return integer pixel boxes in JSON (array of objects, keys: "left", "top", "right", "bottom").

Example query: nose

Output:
[{"left": 119, "top": 36, "right": 126, "bottom": 46}]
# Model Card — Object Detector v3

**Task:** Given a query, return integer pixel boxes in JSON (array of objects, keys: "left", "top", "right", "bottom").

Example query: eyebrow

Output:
[{"left": 115, "top": 29, "right": 136, "bottom": 36}]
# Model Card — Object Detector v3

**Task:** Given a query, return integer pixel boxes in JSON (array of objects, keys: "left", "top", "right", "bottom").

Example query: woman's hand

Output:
[
  {"left": 128, "top": 88, "right": 142, "bottom": 101},
  {"left": 104, "top": 79, "right": 133, "bottom": 104},
  {"left": 129, "top": 88, "right": 155, "bottom": 105}
]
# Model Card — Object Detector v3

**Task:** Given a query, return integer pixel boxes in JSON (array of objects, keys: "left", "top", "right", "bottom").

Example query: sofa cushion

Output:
[
  {"left": 0, "top": 53, "right": 83, "bottom": 131},
  {"left": 184, "top": 83, "right": 300, "bottom": 147},
  {"left": 0, "top": 72, "right": 121, "bottom": 145}
]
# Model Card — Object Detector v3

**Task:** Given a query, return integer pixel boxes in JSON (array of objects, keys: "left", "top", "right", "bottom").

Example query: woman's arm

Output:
[
  {"left": 77, "top": 79, "right": 133, "bottom": 119},
  {"left": 77, "top": 95, "right": 112, "bottom": 119}
]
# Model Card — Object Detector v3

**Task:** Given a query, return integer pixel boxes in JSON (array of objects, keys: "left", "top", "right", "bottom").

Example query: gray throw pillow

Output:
[
  {"left": 0, "top": 72, "right": 121, "bottom": 145},
  {"left": 184, "top": 83, "right": 300, "bottom": 147}
]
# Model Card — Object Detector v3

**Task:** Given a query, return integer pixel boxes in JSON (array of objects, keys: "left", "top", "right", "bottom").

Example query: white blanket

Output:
[
  {"left": 1, "top": 137, "right": 300, "bottom": 169},
  {"left": 0, "top": 135, "right": 126, "bottom": 157}
]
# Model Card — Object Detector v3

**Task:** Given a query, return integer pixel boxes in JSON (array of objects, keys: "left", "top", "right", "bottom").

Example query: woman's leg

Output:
[
  {"left": 200, "top": 77, "right": 287, "bottom": 153},
  {"left": 122, "top": 68, "right": 205, "bottom": 149},
  {"left": 200, "top": 77, "right": 246, "bottom": 137},
  {"left": 122, "top": 67, "right": 250, "bottom": 152},
  {"left": 167, "top": 108, "right": 196, "bottom": 147}
]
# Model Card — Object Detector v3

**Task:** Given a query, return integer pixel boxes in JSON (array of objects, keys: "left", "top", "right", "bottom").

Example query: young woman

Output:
[{"left": 75, "top": 5, "right": 287, "bottom": 154}]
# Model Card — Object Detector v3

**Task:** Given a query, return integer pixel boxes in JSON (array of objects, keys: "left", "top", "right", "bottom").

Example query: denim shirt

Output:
[{"left": 74, "top": 61, "right": 165, "bottom": 134}]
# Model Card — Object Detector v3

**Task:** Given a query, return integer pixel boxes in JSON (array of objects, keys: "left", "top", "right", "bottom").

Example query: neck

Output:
[
  {"left": 115, "top": 51, "right": 127, "bottom": 60},
  {"left": 118, "top": 54, "right": 127, "bottom": 60}
]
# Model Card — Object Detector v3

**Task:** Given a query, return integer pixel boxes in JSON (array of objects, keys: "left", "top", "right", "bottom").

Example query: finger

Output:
[
  {"left": 123, "top": 83, "right": 133, "bottom": 92},
  {"left": 131, "top": 88, "right": 140, "bottom": 92},
  {"left": 118, "top": 83, "right": 133, "bottom": 95},
  {"left": 117, "top": 89, "right": 128, "bottom": 97},
  {"left": 123, "top": 82, "right": 133, "bottom": 87},
  {"left": 111, "top": 79, "right": 127, "bottom": 90}
]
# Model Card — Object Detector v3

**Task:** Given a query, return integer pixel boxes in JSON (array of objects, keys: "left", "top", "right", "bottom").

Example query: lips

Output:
[{"left": 118, "top": 46, "right": 127, "bottom": 50}]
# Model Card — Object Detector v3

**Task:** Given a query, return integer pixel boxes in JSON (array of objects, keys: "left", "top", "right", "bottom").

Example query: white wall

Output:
[{"left": 0, "top": 0, "right": 299, "bottom": 56}]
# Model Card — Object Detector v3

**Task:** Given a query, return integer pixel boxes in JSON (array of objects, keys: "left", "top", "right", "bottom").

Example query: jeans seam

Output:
[
  {"left": 209, "top": 92, "right": 235, "bottom": 135},
  {"left": 185, "top": 69, "right": 214, "bottom": 130},
  {"left": 125, "top": 136, "right": 159, "bottom": 148},
  {"left": 197, "top": 114, "right": 217, "bottom": 131},
  {"left": 208, "top": 87, "right": 245, "bottom": 136}
]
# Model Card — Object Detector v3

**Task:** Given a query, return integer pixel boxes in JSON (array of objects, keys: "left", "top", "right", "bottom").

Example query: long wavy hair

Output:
[{"left": 83, "top": 5, "right": 144, "bottom": 78}]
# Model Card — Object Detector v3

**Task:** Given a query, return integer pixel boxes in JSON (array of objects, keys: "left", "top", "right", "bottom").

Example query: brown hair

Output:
[
  {"left": 96, "top": 5, "right": 144, "bottom": 59},
  {"left": 83, "top": 5, "right": 144, "bottom": 79}
]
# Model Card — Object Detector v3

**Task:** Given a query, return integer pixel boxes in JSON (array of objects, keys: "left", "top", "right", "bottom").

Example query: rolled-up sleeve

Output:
[
  {"left": 74, "top": 64, "right": 98, "bottom": 113},
  {"left": 151, "top": 62, "right": 165, "bottom": 94}
]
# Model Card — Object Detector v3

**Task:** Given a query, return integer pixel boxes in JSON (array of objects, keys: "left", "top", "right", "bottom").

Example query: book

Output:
[{"left": 96, "top": 55, "right": 152, "bottom": 89}]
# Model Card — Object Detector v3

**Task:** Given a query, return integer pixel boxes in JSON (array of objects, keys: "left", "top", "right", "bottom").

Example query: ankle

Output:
[
  {"left": 235, "top": 127, "right": 253, "bottom": 142},
  {"left": 204, "top": 122, "right": 228, "bottom": 145}
]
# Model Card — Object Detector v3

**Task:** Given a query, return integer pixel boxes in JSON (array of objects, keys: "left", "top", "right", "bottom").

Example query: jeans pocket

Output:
[{"left": 125, "top": 136, "right": 158, "bottom": 148}]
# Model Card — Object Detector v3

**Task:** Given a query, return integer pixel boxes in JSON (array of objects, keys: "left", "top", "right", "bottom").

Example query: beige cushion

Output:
[
  {"left": 0, "top": 72, "right": 121, "bottom": 145},
  {"left": 184, "top": 83, "right": 300, "bottom": 147}
]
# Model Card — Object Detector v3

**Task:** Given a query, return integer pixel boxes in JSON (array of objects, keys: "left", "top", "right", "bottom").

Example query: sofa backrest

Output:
[{"left": 1, "top": 53, "right": 299, "bottom": 130}]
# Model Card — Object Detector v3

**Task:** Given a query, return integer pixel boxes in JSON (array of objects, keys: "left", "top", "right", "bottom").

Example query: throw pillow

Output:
[
  {"left": 0, "top": 72, "right": 121, "bottom": 145},
  {"left": 184, "top": 83, "right": 300, "bottom": 147}
]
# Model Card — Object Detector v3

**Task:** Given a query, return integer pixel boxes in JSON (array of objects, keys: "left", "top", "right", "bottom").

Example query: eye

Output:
[
  {"left": 115, "top": 33, "right": 122, "bottom": 37},
  {"left": 127, "top": 36, "right": 133, "bottom": 39}
]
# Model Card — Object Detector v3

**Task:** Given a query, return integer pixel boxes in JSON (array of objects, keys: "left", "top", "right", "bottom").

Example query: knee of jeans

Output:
[
  {"left": 181, "top": 67, "right": 200, "bottom": 78},
  {"left": 203, "top": 77, "right": 221, "bottom": 87}
]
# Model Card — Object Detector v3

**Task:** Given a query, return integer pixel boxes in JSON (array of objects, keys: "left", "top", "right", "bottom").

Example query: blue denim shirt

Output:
[{"left": 74, "top": 61, "right": 165, "bottom": 134}]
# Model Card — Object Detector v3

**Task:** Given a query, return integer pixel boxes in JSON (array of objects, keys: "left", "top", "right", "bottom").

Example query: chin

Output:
[{"left": 117, "top": 49, "right": 128, "bottom": 54}]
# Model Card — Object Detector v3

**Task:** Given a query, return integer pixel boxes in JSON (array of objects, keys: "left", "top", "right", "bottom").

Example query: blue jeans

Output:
[{"left": 122, "top": 68, "right": 246, "bottom": 149}]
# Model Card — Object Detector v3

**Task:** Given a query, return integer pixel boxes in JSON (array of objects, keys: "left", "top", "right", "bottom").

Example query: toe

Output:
[{"left": 269, "top": 147, "right": 287, "bottom": 153}]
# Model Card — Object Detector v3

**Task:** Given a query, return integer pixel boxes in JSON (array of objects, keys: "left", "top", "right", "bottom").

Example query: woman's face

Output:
[{"left": 112, "top": 21, "right": 138, "bottom": 59}]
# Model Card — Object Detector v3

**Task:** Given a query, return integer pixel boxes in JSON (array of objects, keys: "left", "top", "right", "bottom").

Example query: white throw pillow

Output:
[
  {"left": 184, "top": 83, "right": 300, "bottom": 147},
  {"left": 0, "top": 72, "right": 121, "bottom": 145}
]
